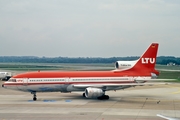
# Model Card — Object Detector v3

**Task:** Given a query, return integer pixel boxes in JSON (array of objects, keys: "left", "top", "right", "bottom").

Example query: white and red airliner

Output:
[{"left": 2, "top": 43, "right": 161, "bottom": 100}]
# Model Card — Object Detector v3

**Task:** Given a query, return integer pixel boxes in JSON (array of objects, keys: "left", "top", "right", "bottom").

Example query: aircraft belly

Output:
[
  {"left": 16, "top": 84, "right": 84, "bottom": 92},
  {"left": 66, "top": 84, "right": 84, "bottom": 92},
  {"left": 5, "top": 85, "right": 19, "bottom": 91},
  {"left": 16, "top": 85, "right": 28, "bottom": 92},
  {"left": 106, "top": 86, "right": 132, "bottom": 90},
  {"left": 60, "top": 84, "right": 84, "bottom": 92},
  {"left": 25, "top": 84, "right": 63, "bottom": 92}
]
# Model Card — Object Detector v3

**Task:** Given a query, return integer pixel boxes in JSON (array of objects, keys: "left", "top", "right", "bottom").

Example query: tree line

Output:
[{"left": 0, "top": 56, "right": 180, "bottom": 65}]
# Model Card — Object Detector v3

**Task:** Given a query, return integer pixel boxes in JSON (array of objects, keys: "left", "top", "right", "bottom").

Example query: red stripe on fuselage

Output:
[{"left": 12, "top": 71, "right": 151, "bottom": 79}]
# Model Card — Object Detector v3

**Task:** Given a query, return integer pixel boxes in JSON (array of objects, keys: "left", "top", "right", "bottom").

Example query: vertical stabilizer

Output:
[{"left": 131, "top": 43, "right": 159, "bottom": 74}]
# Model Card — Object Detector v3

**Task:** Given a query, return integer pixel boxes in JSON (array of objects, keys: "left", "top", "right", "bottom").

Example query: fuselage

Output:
[{"left": 2, "top": 70, "right": 152, "bottom": 92}]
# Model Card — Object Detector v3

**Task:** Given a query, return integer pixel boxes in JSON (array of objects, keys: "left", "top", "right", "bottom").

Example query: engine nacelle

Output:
[
  {"left": 115, "top": 60, "right": 137, "bottom": 70},
  {"left": 85, "top": 87, "right": 104, "bottom": 98}
]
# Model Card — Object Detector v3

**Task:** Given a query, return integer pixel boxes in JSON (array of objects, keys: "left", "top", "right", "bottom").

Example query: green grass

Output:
[
  {"left": 155, "top": 64, "right": 180, "bottom": 81},
  {"left": 156, "top": 64, "right": 180, "bottom": 70},
  {"left": 0, "top": 63, "right": 61, "bottom": 71},
  {"left": 158, "top": 71, "right": 180, "bottom": 82},
  {"left": 0, "top": 63, "right": 114, "bottom": 71}
]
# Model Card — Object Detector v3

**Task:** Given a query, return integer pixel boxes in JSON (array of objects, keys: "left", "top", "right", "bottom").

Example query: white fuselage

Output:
[{"left": 3, "top": 76, "right": 151, "bottom": 92}]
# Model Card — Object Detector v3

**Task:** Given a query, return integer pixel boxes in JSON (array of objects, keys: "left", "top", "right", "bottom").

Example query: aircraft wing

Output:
[{"left": 73, "top": 82, "right": 169, "bottom": 88}]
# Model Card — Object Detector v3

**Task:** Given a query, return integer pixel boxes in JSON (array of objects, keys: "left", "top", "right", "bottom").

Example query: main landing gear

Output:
[
  {"left": 83, "top": 93, "right": 86, "bottom": 97},
  {"left": 31, "top": 92, "right": 37, "bottom": 101},
  {"left": 97, "top": 95, "right": 109, "bottom": 100}
]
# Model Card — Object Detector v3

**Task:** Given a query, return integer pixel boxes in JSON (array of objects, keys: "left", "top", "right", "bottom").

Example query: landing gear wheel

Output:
[
  {"left": 33, "top": 97, "right": 37, "bottom": 101},
  {"left": 97, "top": 96, "right": 103, "bottom": 100},
  {"left": 31, "top": 92, "right": 37, "bottom": 101},
  {"left": 104, "top": 95, "right": 109, "bottom": 100},
  {"left": 82, "top": 93, "right": 86, "bottom": 97},
  {"left": 97, "top": 95, "right": 109, "bottom": 100}
]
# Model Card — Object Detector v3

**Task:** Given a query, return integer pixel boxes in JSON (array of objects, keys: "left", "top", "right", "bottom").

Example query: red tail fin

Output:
[{"left": 131, "top": 43, "right": 159, "bottom": 75}]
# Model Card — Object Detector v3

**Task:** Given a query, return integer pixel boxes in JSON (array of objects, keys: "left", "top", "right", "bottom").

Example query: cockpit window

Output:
[{"left": 8, "top": 78, "right": 16, "bottom": 82}]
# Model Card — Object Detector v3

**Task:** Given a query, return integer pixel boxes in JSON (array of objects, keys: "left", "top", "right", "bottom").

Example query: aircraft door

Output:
[
  {"left": 23, "top": 78, "right": 28, "bottom": 86},
  {"left": 128, "top": 77, "right": 134, "bottom": 81},
  {"left": 65, "top": 78, "right": 71, "bottom": 84}
]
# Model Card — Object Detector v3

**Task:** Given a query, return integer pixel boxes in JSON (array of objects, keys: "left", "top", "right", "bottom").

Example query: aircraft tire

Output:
[
  {"left": 97, "top": 95, "right": 109, "bottom": 100},
  {"left": 33, "top": 97, "right": 37, "bottom": 101},
  {"left": 82, "top": 93, "right": 86, "bottom": 97},
  {"left": 104, "top": 95, "right": 109, "bottom": 100}
]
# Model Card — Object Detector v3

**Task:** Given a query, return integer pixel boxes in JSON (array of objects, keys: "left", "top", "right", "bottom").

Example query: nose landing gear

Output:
[{"left": 31, "top": 92, "right": 37, "bottom": 101}]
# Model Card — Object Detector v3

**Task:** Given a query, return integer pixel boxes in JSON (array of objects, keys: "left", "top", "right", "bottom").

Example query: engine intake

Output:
[
  {"left": 85, "top": 87, "right": 104, "bottom": 98},
  {"left": 115, "top": 60, "right": 137, "bottom": 70}
]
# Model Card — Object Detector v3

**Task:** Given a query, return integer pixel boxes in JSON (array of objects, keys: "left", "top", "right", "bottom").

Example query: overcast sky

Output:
[{"left": 0, "top": 0, "right": 180, "bottom": 57}]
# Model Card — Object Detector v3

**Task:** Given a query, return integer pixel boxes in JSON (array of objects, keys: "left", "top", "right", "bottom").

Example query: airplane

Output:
[{"left": 2, "top": 43, "right": 167, "bottom": 101}]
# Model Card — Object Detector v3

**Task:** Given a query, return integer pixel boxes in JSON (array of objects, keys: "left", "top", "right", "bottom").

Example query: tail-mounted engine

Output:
[{"left": 115, "top": 60, "right": 137, "bottom": 70}]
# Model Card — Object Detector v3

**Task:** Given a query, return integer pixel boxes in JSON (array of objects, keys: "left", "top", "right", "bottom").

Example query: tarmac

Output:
[{"left": 0, "top": 81, "right": 180, "bottom": 120}]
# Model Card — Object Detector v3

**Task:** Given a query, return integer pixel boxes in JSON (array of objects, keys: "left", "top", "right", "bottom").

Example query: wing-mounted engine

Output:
[
  {"left": 85, "top": 87, "right": 104, "bottom": 98},
  {"left": 115, "top": 60, "right": 137, "bottom": 71}
]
